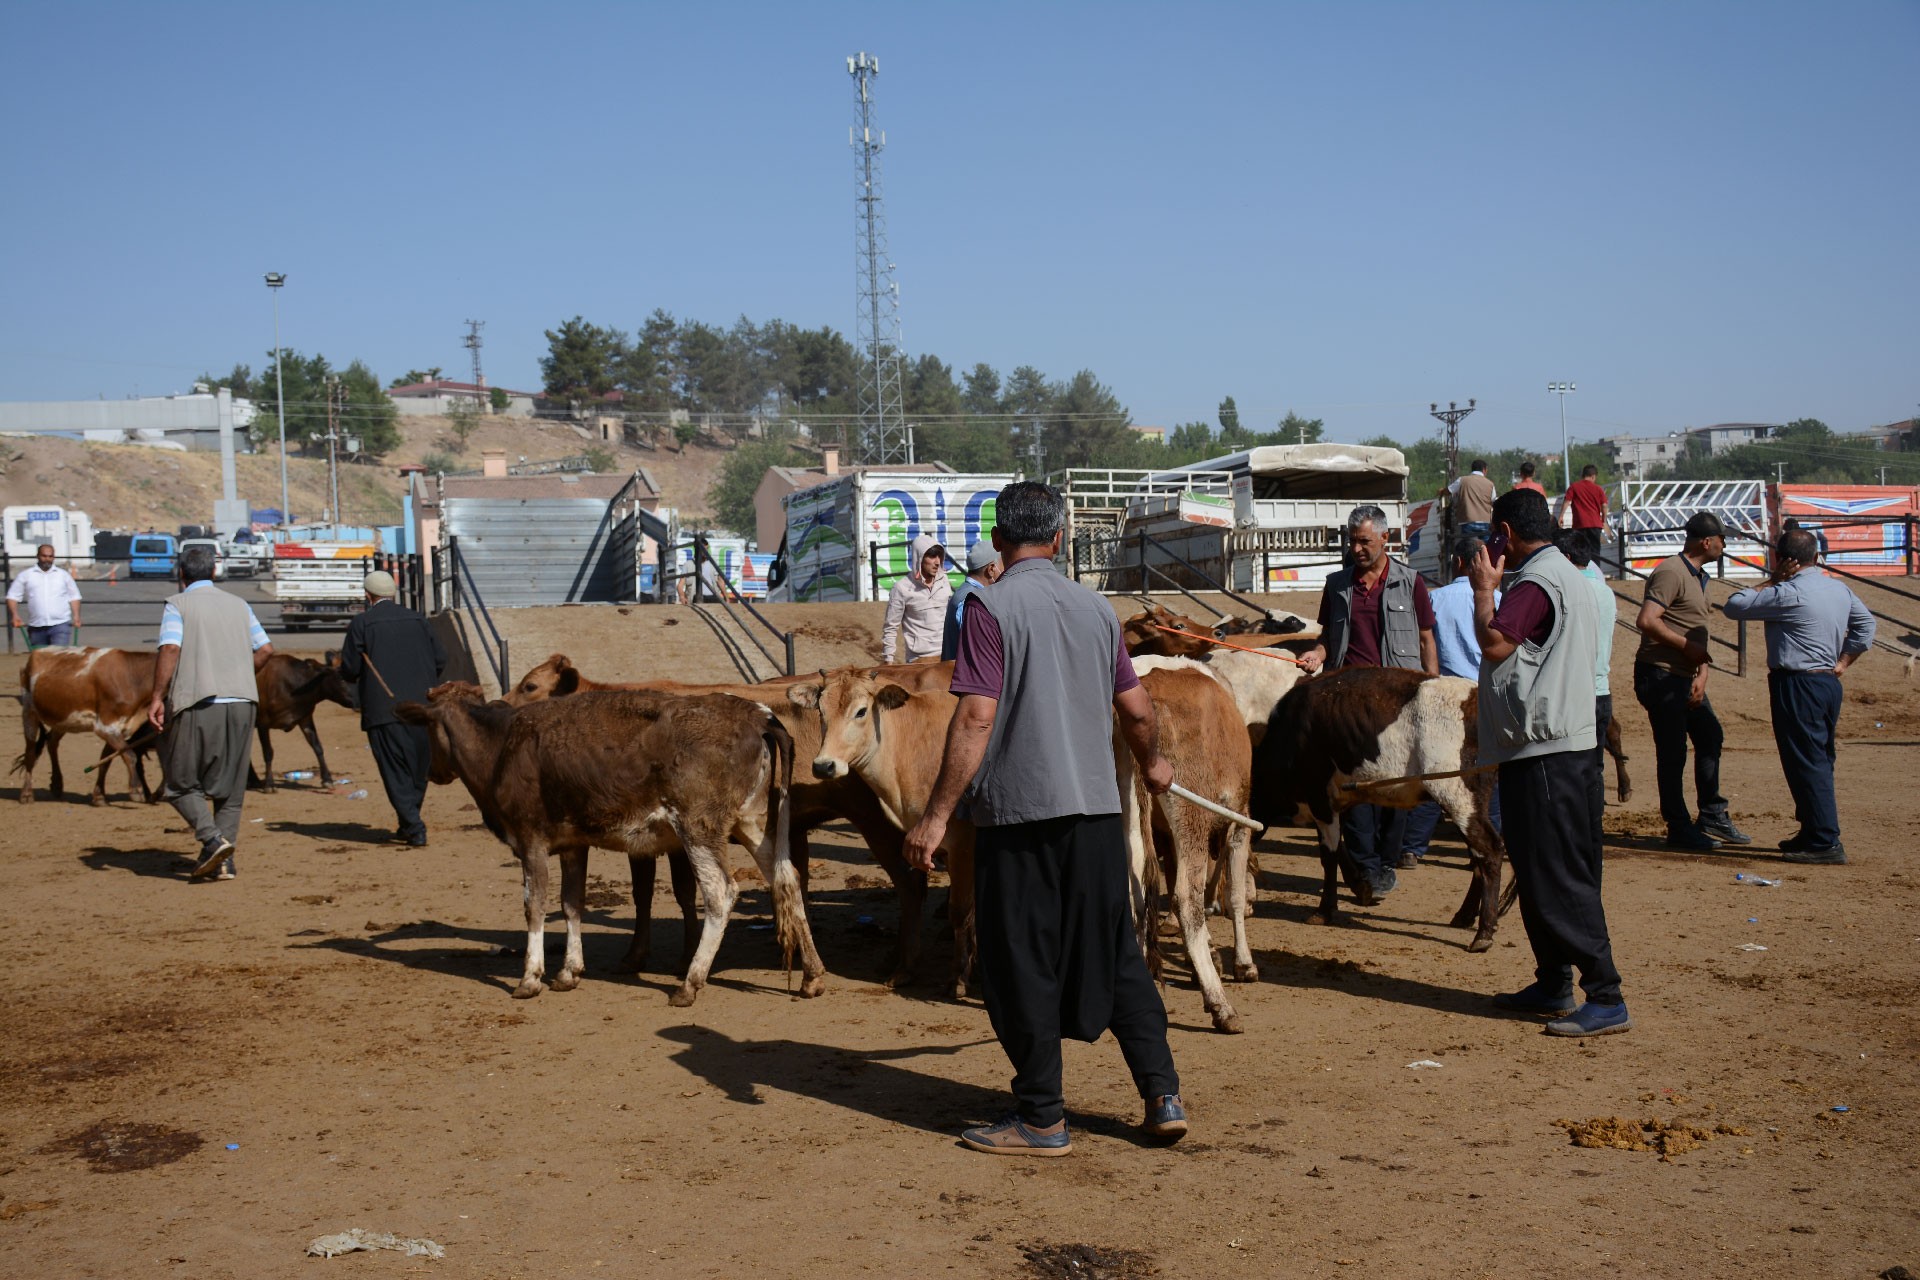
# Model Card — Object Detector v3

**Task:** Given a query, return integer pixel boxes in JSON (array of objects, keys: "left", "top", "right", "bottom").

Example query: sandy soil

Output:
[{"left": 3, "top": 577, "right": 1918, "bottom": 1279}]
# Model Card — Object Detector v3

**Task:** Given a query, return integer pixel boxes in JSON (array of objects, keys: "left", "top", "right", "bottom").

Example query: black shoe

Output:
[
  {"left": 1663, "top": 826, "right": 1719, "bottom": 851},
  {"left": 1781, "top": 842, "right": 1846, "bottom": 865},
  {"left": 190, "top": 836, "right": 236, "bottom": 880},
  {"left": 1493, "top": 981, "right": 1577, "bottom": 1017},
  {"left": 1778, "top": 831, "right": 1814, "bottom": 853},
  {"left": 407, "top": 832, "right": 428, "bottom": 848},
  {"left": 1698, "top": 817, "right": 1752, "bottom": 846},
  {"left": 1370, "top": 867, "right": 1397, "bottom": 898}
]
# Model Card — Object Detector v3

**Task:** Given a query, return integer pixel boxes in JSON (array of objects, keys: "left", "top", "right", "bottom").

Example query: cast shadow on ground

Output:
[
  {"left": 655, "top": 1024, "right": 1172, "bottom": 1147},
  {"left": 1246, "top": 944, "right": 1516, "bottom": 1023},
  {"left": 81, "top": 846, "right": 197, "bottom": 879},
  {"left": 263, "top": 818, "right": 396, "bottom": 844}
]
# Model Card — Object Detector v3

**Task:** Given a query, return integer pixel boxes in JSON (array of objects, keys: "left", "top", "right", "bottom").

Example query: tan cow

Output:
[
  {"left": 397, "top": 683, "right": 825, "bottom": 1006},
  {"left": 14, "top": 647, "right": 158, "bottom": 805},
  {"left": 786, "top": 670, "right": 978, "bottom": 997},
  {"left": 502, "top": 652, "right": 954, "bottom": 988}
]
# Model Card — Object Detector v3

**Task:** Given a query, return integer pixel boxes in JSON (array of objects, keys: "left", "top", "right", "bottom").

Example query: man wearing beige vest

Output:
[
  {"left": 147, "top": 543, "right": 274, "bottom": 880},
  {"left": 1442, "top": 459, "right": 1497, "bottom": 544}
]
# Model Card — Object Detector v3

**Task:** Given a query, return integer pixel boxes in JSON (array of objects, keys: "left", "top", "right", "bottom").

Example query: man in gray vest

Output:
[
  {"left": 147, "top": 542, "right": 275, "bottom": 881},
  {"left": 904, "top": 481, "right": 1184, "bottom": 1156},
  {"left": 1299, "top": 504, "right": 1438, "bottom": 898},
  {"left": 1470, "top": 488, "right": 1628, "bottom": 1036}
]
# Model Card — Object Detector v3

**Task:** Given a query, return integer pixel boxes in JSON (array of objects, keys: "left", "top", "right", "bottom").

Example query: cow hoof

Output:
[
  {"left": 616, "top": 948, "right": 648, "bottom": 974},
  {"left": 668, "top": 984, "right": 701, "bottom": 1007},
  {"left": 89, "top": 793, "right": 106, "bottom": 807},
  {"left": 16, "top": 792, "right": 31, "bottom": 804},
  {"left": 1233, "top": 962, "right": 1261, "bottom": 983},
  {"left": 1466, "top": 934, "right": 1495, "bottom": 954},
  {"left": 798, "top": 973, "right": 827, "bottom": 999},
  {"left": 1210, "top": 1009, "right": 1244, "bottom": 1034},
  {"left": 1447, "top": 908, "right": 1476, "bottom": 930},
  {"left": 550, "top": 970, "right": 581, "bottom": 992},
  {"left": 510, "top": 978, "right": 545, "bottom": 999}
]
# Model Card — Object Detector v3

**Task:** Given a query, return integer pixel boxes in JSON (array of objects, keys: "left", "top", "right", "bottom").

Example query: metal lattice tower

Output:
[
  {"left": 848, "top": 52, "right": 912, "bottom": 465},
  {"left": 463, "top": 319, "right": 486, "bottom": 402}
]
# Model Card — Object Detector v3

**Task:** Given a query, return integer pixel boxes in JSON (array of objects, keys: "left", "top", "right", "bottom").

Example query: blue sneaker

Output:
[
  {"left": 1492, "top": 981, "right": 1576, "bottom": 1017},
  {"left": 960, "top": 1115, "right": 1071, "bottom": 1157},
  {"left": 1142, "top": 1094, "right": 1188, "bottom": 1141},
  {"left": 1545, "top": 1002, "right": 1633, "bottom": 1037}
]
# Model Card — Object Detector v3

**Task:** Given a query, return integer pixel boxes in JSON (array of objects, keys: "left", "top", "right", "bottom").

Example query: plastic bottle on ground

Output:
[{"left": 346, "top": 789, "right": 368, "bottom": 800}]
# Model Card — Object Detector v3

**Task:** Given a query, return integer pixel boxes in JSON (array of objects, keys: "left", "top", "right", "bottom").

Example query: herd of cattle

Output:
[{"left": 11, "top": 601, "right": 1634, "bottom": 1033}]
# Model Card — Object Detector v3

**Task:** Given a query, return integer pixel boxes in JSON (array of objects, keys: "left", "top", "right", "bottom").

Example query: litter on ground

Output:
[{"left": 307, "top": 1228, "right": 445, "bottom": 1260}]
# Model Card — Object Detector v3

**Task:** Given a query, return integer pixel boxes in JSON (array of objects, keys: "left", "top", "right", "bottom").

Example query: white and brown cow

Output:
[
  {"left": 397, "top": 682, "right": 826, "bottom": 1006},
  {"left": 14, "top": 647, "right": 159, "bottom": 805},
  {"left": 1249, "top": 666, "right": 1510, "bottom": 952}
]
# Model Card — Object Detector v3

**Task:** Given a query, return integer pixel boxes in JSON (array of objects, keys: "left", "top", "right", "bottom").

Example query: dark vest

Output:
[{"left": 1322, "top": 557, "right": 1423, "bottom": 671}]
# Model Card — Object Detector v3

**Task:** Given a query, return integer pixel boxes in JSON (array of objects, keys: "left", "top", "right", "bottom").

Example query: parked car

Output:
[
  {"left": 222, "top": 530, "right": 272, "bottom": 577},
  {"left": 127, "top": 533, "right": 179, "bottom": 578},
  {"left": 178, "top": 537, "right": 227, "bottom": 581}
]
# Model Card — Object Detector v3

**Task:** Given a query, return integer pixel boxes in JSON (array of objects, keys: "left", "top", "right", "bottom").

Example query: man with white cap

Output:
[
  {"left": 941, "top": 538, "right": 1002, "bottom": 661},
  {"left": 340, "top": 570, "right": 446, "bottom": 847}
]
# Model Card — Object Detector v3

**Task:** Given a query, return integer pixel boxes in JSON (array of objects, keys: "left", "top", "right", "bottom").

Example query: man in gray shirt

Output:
[
  {"left": 1722, "top": 526, "right": 1876, "bottom": 863},
  {"left": 905, "top": 481, "right": 1183, "bottom": 1156}
]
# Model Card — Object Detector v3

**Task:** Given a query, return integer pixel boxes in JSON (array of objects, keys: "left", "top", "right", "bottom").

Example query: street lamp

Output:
[
  {"left": 1548, "top": 382, "right": 1576, "bottom": 492},
  {"left": 265, "top": 272, "right": 288, "bottom": 526}
]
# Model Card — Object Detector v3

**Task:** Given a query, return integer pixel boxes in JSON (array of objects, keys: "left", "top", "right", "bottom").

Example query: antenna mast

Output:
[
  {"left": 464, "top": 319, "right": 486, "bottom": 408},
  {"left": 848, "top": 52, "right": 911, "bottom": 465}
]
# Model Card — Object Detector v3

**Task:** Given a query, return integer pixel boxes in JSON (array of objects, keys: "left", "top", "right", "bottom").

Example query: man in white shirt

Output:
[{"left": 7, "top": 544, "right": 82, "bottom": 647}]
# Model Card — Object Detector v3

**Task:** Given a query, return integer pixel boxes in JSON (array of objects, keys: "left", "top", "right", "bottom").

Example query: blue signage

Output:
[{"left": 25, "top": 509, "right": 60, "bottom": 522}]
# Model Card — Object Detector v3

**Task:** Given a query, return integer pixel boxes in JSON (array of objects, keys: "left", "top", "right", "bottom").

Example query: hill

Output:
[{"left": 0, "top": 413, "right": 738, "bottom": 534}]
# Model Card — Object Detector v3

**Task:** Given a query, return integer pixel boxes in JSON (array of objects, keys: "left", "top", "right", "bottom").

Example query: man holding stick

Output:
[{"left": 340, "top": 571, "right": 446, "bottom": 847}]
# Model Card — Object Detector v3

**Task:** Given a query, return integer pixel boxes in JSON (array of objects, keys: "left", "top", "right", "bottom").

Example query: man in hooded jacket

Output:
[{"left": 880, "top": 533, "right": 951, "bottom": 663}]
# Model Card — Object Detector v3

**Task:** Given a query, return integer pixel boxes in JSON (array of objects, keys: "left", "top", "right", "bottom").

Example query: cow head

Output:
[
  {"left": 1122, "top": 605, "right": 1215, "bottom": 658},
  {"left": 787, "top": 671, "right": 910, "bottom": 781},
  {"left": 503, "top": 653, "right": 583, "bottom": 706},
  {"left": 396, "top": 681, "right": 488, "bottom": 785}
]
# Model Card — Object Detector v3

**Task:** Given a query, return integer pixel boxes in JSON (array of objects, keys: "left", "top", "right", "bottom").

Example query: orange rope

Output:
[{"left": 1152, "top": 624, "right": 1312, "bottom": 666}]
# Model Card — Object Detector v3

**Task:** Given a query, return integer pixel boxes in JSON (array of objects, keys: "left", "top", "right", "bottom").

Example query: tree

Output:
[
  {"left": 962, "top": 363, "right": 1002, "bottom": 416},
  {"left": 249, "top": 349, "right": 331, "bottom": 451},
  {"left": 198, "top": 363, "right": 253, "bottom": 397},
  {"left": 540, "top": 317, "right": 625, "bottom": 403},
  {"left": 390, "top": 368, "right": 442, "bottom": 387},
  {"left": 1276, "top": 411, "right": 1324, "bottom": 445},
  {"left": 1048, "top": 369, "right": 1133, "bottom": 468},
  {"left": 705, "top": 430, "right": 809, "bottom": 538},
  {"left": 1167, "top": 421, "right": 1215, "bottom": 455},
  {"left": 446, "top": 399, "right": 482, "bottom": 449},
  {"left": 334, "top": 360, "right": 401, "bottom": 457},
  {"left": 1217, "top": 396, "right": 1240, "bottom": 435},
  {"left": 488, "top": 386, "right": 509, "bottom": 413}
]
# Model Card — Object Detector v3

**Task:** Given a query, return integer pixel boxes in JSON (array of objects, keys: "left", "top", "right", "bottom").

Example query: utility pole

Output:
[
  {"left": 264, "top": 273, "right": 288, "bottom": 524},
  {"left": 1430, "top": 399, "right": 1476, "bottom": 585},
  {"left": 847, "top": 52, "right": 911, "bottom": 465},
  {"left": 464, "top": 319, "right": 486, "bottom": 408},
  {"left": 1549, "top": 382, "right": 1576, "bottom": 491},
  {"left": 323, "top": 376, "right": 345, "bottom": 525},
  {"left": 1775, "top": 461, "right": 1786, "bottom": 486}
]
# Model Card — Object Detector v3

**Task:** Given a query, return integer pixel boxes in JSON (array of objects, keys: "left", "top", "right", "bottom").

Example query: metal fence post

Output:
[
  {"left": 1736, "top": 617, "right": 1748, "bottom": 678},
  {"left": 1907, "top": 514, "right": 1916, "bottom": 578},
  {"left": 868, "top": 541, "right": 881, "bottom": 602},
  {"left": 785, "top": 631, "right": 796, "bottom": 677}
]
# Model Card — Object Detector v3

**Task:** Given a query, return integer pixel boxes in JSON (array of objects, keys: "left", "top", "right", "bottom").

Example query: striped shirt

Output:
[{"left": 158, "top": 581, "right": 270, "bottom": 704}]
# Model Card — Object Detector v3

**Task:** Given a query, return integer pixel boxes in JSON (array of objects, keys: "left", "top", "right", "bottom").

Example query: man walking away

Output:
[
  {"left": 1298, "top": 505, "right": 1438, "bottom": 898},
  {"left": 1722, "top": 527, "right": 1875, "bottom": 864},
  {"left": 1401, "top": 538, "right": 1501, "bottom": 865},
  {"left": 1561, "top": 465, "right": 1610, "bottom": 531},
  {"left": 1513, "top": 461, "right": 1546, "bottom": 495},
  {"left": 147, "top": 543, "right": 273, "bottom": 881},
  {"left": 1632, "top": 512, "right": 1749, "bottom": 851},
  {"left": 941, "top": 538, "right": 1002, "bottom": 661},
  {"left": 7, "top": 543, "right": 82, "bottom": 646},
  {"left": 1471, "top": 488, "right": 1628, "bottom": 1037},
  {"left": 880, "top": 534, "right": 952, "bottom": 663},
  {"left": 904, "top": 481, "right": 1184, "bottom": 1156},
  {"left": 340, "top": 571, "right": 447, "bottom": 847},
  {"left": 1442, "top": 459, "right": 1497, "bottom": 542}
]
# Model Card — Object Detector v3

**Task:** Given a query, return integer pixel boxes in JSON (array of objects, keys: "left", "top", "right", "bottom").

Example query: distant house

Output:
[
  {"left": 750, "top": 445, "right": 955, "bottom": 551},
  {"left": 1599, "top": 432, "right": 1690, "bottom": 479},
  {"left": 1687, "top": 423, "right": 1777, "bottom": 457},
  {"left": 1131, "top": 424, "right": 1167, "bottom": 444},
  {"left": 387, "top": 378, "right": 536, "bottom": 418}
]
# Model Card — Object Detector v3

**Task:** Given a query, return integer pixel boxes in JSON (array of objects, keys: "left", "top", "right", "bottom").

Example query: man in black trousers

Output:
[
  {"left": 340, "top": 570, "right": 446, "bottom": 847},
  {"left": 904, "top": 481, "right": 1183, "bottom": 1156}
]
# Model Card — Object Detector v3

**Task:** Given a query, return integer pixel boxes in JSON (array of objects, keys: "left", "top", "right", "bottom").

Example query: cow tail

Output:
[
  {"left": 12, "top": 725, "right": 49, "bottom": 777},
  {"left": 764, "top": 715, "right": 799, "bottom": 981}
]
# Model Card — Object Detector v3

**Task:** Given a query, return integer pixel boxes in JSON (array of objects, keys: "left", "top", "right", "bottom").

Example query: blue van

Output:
[{"left": 128, "top": 534, "right": 178, "bottom": 578}]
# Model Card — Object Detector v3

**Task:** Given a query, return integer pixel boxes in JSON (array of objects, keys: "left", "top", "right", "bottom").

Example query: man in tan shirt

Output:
[{"left": 1632, "top": 512, "right": 1749, "bottom": 850}]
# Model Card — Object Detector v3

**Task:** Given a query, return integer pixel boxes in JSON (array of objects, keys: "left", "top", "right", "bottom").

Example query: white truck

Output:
[
  {"left": 778, "top": 470, "right": 1015, "bottom": 602},
  {"left": 221, "top": 529, "right": 273, "bottom": 577},
  {"left": 272, "top": 540, "right": 375, "bottom": 629}
]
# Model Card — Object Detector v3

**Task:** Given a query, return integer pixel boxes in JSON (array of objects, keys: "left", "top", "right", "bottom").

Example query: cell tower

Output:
[
  {"left": 463, "top": 319, "right": 486, "bottom": 404},
  {"left": 847, "top": 52, "right": 912, "bottom": 465}
]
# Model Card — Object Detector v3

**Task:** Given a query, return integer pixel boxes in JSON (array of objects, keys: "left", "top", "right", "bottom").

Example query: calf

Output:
[
  {"left": 1119, "top": 666, "right": 1257, "bottom": 1033},
  {"left": 786, "top": 670, "right": 978, "bottom": 997},
  {"left": 503, "top": 652, "right": 954, "bottom": 988},
  {"left": 1121, "top": 605, "right": 1217, "bottom": 658},
  {"left": 15, "top": 647, "right": 159, "bottom": 805},
  {"left": 397, "top": 683, "right": 825, "bottom": 1006},
  {"left": 1249, "top": 666, "right": 1509, "bottom": 952},
  {"left": 250, "top": 651, "right": 356, "bottom": 789}
]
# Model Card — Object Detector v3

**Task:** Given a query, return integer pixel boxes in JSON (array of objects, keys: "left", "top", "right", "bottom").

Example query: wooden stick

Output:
[
  {"left": 1152, "top": 624, "right": 1311, "bottom": 666},
  {"left": 1340, "top": 763, "right": 1498, "bottom": 792},
  {"left": 1167, "top": 781, "right": 1263, "bottom": 830},
  {"left": 358, "top": 652, "right": 396, "bottom": 699}
]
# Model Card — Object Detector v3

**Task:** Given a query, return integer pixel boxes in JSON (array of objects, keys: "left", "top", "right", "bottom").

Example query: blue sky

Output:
[{"left": 3, "top": 1, "right": 1915, "bottom": 456}]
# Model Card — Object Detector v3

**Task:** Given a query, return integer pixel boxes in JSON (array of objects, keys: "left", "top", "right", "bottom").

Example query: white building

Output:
[{"left": 387, "top": 378, "right": 536, "bottom": 418}]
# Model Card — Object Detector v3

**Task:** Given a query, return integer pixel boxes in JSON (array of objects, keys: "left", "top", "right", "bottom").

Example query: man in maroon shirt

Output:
[{"left": 1562, "top": 465, "right": 1610, "bottom": 531}]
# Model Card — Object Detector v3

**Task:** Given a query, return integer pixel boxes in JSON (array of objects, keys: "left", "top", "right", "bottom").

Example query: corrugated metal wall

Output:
[{"left": 442, "top": 497, "right": 634, "bottom": 606}]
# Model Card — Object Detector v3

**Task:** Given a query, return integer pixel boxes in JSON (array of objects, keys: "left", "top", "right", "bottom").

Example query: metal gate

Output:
[{"left": 440, "top": 497, "right": 635, "bottom": 607}]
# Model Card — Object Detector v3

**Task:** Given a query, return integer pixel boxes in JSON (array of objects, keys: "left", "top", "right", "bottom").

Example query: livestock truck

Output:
[
  {"left": 272, "top": 539, "right": 375, "bottom": 629},
  {"left": 777, "top": 470, "right": 1014, "bottom": 602}
]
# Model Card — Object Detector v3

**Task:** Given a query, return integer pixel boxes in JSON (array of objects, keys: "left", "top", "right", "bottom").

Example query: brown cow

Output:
[
  {"left": 397, "top": 683, "right": 826, "bottom": 1005},
  {"left": 15, "top": 647, "right": 159, "bottom": 805},
  {"left": 1249, "top": 667, "right": 1511, "bottom": 952},
  {"left": 249, "top": 652, "right": 357, "bottom": 789},
  {"left": 786, "top": 670, "right": 978, "bottom": 997},
  {"left": 502, "top": 652, "right": 954, "bottom": 987},
  {"left": 1121, "top": 605, "right": 1217, "bottom": 658},
  {"left": 1119, "top": 665, "right": 1257, "bottom": 1033}
]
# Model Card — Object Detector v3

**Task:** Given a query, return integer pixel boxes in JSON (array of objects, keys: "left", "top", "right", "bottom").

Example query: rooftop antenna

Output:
[{"left": 848, "top": 52, "right": 912, "bottom": 465}]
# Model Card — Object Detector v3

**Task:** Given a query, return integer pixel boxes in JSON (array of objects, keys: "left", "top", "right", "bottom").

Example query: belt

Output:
[{"left": 1769, "top": 668, "right": 1834, "bottom": 676}]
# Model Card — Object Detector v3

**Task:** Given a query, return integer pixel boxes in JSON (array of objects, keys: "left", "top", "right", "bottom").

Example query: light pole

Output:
[
  {"left": 265, "top": 273, "right": 289, "bottom": 526},
  {"left": 1548, "top": 382, "right": 1576, "bottom": 492}
]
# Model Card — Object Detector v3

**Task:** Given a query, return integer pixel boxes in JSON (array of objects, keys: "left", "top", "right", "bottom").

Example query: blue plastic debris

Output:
[
  {"left": 1748, "top": 917, "right": 1758, "bottom": 923},
  {"left": 225, "top": 1143, "right": 240, "bottom": 1150},
  {"left": 1832, "top": 1105, "right": 1850, "bottom": 1113}
]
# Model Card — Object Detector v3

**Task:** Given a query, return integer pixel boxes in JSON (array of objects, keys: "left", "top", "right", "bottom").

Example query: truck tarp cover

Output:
[{"left": 1150, "top": 443, "right": 1409, "bottom": 500}]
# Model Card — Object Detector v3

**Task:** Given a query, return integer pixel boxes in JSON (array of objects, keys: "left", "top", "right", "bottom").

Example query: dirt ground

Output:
[{"left": 3, "top": 577, "right": 1918, "bottom": 1279}]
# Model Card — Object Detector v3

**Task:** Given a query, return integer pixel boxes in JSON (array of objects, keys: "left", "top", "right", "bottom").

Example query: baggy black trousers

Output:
[
  {"left": 1500, "top": 749, "right": 1623, "bottom": 1005},
  {"left": 367, "top": 722, "right": 432, "bottom": 840},
  {"left": 974, "top": 813, "right": 1179, "bottom": 1128}
]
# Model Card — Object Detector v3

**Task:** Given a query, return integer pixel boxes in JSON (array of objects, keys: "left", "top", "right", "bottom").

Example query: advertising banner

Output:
[
  {"left": 1771, "top": 485, "right": 1918, "bottom": 575},
  {"left": 786, "top": 473, "right": 1011, "bottom": 602}
]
